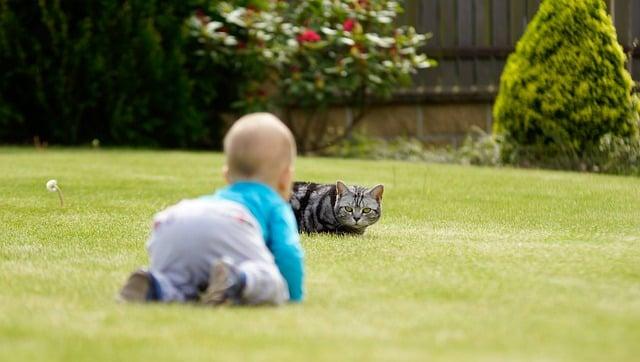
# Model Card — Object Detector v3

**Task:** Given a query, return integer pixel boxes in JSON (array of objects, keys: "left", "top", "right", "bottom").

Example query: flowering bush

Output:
[{"left": 190, "top": 0, "right": 433, "bottom": 152}]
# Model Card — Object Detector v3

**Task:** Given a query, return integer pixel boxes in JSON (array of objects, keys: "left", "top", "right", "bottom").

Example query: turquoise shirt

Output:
[{"left": 201, "top": 181, "right": 304, "bottom": 302}]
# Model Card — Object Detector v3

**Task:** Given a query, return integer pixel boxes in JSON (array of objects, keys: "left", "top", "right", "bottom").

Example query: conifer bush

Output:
[{"left": 493, "top": 0, "right": 640, "bottom": 168}]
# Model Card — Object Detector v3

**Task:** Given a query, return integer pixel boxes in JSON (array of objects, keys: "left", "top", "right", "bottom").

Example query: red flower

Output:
[
  {"left": 343, "top": 19, "right": 356, "bottom": 32},
  {"left": 297, "top": 29, "right": 321, "bottom": 43}
]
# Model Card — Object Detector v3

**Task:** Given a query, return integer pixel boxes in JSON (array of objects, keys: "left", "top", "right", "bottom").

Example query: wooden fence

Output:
[{"left": 398, "top": 0, "right": 640, "bottom": 102}]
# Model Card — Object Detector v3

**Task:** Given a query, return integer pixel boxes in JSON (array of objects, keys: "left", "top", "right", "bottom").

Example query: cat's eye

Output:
[
  {"left": 362, "top": 207, "right": 372, "bottom": 214},
  {"left": 344, "top": 206, "right": 353, "bottom": 212}
]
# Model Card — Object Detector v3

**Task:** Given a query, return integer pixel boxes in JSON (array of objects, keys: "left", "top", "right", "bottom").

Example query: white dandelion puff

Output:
[
  {"left": 46, "top": 179, "right": 57, "bottom": 192},
  {"left": 46, "top": 179, "right": 64, "bottom": 207}
]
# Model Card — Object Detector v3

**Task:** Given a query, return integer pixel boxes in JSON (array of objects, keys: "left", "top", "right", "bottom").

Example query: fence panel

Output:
[
  {"left": 631, "top": 0, "right": 640, "bottom": 81},
  {"left": 474, "top": 0, "right": 494, "bottom": 88},
  {"left": 403, "top": 0, "right": 640, "bottom": 100},
  {"left": 419, "top": 0, "right": 440, "bottom": 91},
  {"left": 458, "top": 0, "right": 476, "bottom": 89},
  {"left": 509, "top": 1, "right": 527, "bottom": 44},
  {"left": 439, "top": 0, "right": 459, "bottom": 92},
  {"left": 613, "top": 0, "right": 631, "bottom": 45},
  {"left": 526, "top": 0, "right": 541, "bottom": 18}
]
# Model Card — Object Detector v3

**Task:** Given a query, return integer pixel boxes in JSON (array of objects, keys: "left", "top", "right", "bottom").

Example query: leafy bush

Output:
[
  {"left": 191, "top": 0, "right": 434, "bottom": 152},
  {"left": 319, "top": 130, "right": 500, "bottom": 166},
  {"left": 325, "top": 133, "right": 430, "bottom": 161},
  {"left": 457, "top": 127, "right": 502, "bottom": 166},
  {"left": 593, "top": 133, "right": 640, "bottom": 175},
  {"left": 493, "top": 0, "right": 640, "bottom": 166},
  {"left": 0, "top": 0, "right": 225, "bottom": 147}
]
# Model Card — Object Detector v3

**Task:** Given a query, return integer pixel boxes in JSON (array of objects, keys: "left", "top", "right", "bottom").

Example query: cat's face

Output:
[{"left": 333, "top": 181, "right": 384, "bottom": 230}]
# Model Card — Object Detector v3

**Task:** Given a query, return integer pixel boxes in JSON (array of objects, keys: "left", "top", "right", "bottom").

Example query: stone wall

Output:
[
  {"left": 348, "top": 102, "right": 494, "bottom": 146},
  {"left": 222, "top": 101, "right": 495, "bottom": 149}
]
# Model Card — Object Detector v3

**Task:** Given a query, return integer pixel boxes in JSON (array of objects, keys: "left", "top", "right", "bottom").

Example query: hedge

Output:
[{"left": 0, "top": 0, "right": 230, "bottom": 147}]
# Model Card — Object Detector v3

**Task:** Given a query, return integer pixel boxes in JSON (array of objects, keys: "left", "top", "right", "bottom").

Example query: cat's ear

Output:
[
  {"left": 336, "top": 180, "right": 349, "bottom": 196},
  {"left": 369, "top": 184, "right": 384, "bottom": 202}
]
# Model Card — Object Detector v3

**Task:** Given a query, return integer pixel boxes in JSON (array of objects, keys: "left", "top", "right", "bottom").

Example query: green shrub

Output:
[
  {"left": 321, "top": 132, "right": 431, "bottom": 161},
  {"left": 593, "top": 133, "right": 640, "bottom": 175},
  {"left": 493, "top": 0, "right": 639, "bottom": 166},
  {"left": 0, "top": 0, "right": 225, "bottom": 147},
  {"left": 457, "top": 126, "right": 502, "bottom": 167},
  {"left": 319, "top": 131, "right": 498, "bottom": 166}
]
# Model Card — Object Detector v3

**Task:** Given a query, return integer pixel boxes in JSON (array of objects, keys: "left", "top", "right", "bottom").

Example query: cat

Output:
[{"left": 289, "top": 180, "right": 384, "bottom": 235}]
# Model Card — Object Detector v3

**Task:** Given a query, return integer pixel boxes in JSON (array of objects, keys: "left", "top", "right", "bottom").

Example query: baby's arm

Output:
[{"left": 268, "top": 204, "right": 305, "bottom": 302}]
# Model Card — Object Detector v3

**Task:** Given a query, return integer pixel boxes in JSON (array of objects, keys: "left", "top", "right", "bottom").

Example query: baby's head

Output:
[{"left": 223, "top": 113, "right": 296, "bottom": 199}]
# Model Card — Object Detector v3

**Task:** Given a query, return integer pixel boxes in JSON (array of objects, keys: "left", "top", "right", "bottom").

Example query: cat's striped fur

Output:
[{"left": 289, "top": 181, "right": 383, "bottom": 234}]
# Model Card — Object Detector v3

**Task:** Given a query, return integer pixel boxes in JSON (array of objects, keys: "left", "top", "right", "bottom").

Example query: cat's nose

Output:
[{"left": 353, "top": 216, "right": 361, "bottom": 222}]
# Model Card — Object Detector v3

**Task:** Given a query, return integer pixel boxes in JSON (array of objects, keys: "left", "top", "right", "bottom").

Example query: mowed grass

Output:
[{"left": 1, "top": 148, "right": 639, "bottom": 362}]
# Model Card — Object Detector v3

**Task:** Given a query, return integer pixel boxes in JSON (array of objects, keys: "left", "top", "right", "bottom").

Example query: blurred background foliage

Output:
[
  {"left": 0, "top": 0, "right": 229, "bottom": 148},
  {"left": 0, "top": 0, "right": 431, "bottom": 150}
]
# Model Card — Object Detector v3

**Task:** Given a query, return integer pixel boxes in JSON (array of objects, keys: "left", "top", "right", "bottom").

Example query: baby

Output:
[{"left": 119, "top": 113, "right": 304, "bottom": 305}]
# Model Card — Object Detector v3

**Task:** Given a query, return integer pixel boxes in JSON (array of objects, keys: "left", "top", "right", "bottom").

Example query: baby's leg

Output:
[
  {"left": 237, "top": 260, "right": 289, "bottom": 305},
  {"left": 200, "top": 205, "right": 289, "bottom": 305},
  {"left": 146, "top": 201, "right": 223, "bottom": 302}
]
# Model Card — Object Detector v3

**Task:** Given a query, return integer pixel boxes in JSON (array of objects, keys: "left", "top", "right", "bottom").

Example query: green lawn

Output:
[{"left": 1, "top": 148, "right": 639, "bottom": 361}]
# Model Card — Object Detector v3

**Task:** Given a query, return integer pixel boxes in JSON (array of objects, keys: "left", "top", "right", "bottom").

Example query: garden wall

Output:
[{"left": 314, "top": 102, "right": 493, "bottom": 146}]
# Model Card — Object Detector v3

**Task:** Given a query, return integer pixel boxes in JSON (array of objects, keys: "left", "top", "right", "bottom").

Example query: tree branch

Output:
[
  {"left": 304, "top": 82, "right": 370, "bottom": 153},
  {"left": 304, "top": 106, "right": 369, "bottom": 153}
]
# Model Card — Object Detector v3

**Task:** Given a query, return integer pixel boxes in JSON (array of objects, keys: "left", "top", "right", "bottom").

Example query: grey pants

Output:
[{"left": 146, "top": 199, "right": 289, "bottom": 305}]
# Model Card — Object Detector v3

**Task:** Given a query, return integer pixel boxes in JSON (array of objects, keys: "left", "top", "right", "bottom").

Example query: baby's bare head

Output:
[{"left": 223, "top": 113, "right": 296, "bottom": 185}]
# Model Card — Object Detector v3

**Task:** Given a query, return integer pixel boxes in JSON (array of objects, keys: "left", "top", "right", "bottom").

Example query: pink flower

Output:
[
  {"left": 297, "top": 29, "right": 321, "bottom": 43},
  {"left": 343, "top": 19, "right": 356, "bottom": 32}
]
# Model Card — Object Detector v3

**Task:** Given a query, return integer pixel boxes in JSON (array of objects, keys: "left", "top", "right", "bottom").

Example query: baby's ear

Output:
[
  {"left": 369, "top": 184, "right": 384, "bottom": 202},
  {"left": 336, "top": 180, "right": 348, "bottom": 196},
  {"left": 222, "top": 165, "right": 231, "bottom": 184}
]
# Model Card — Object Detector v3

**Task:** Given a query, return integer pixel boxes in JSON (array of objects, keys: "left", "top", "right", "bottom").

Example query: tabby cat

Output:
[{"left": 290, "top": 181, "right": 384, "bottom": 234}]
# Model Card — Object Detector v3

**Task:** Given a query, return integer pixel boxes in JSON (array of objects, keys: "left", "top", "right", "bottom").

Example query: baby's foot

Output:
[
  {"left": 118, "top": 269, "right": 152, "bottom": 303},
  {"left": 200, "top": 259, "right": 245, "bottom": 305}
]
